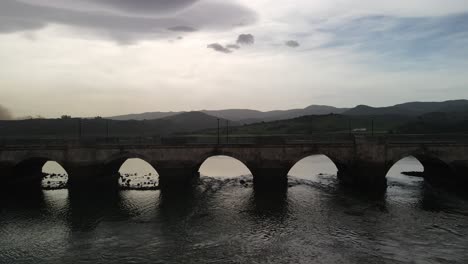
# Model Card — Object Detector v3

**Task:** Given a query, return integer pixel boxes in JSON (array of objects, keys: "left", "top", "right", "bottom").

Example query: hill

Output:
[
  {"left": 108, "top": 111, "right": 183, "bottom": 121},
  {"left": 397, "top": 111, "right": 468, "bottom": 133},
  {"left": 195, "top": 114, "right": 415, "bottom": 135},
  {"left": 162, "top": 111, "right": 238, "bottom": 131},
  {"left": 344, "top": 100, "right": 468, "bottom": 116},
  {"left": 108, "top": 100, "right": 468, "bottom": 123},
  {"left": 0, "top": 112, "right": 232, "bottom": 138},
  {"left": 109, "top": 104, "right": 349, "bottom": 124}
]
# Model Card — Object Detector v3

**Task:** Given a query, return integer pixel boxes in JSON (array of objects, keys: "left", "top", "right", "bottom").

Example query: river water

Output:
[{"left": 1, "top": 156, "right": 467, "bottom": 263}]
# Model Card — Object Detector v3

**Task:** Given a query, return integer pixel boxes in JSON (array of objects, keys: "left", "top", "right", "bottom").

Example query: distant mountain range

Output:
[
  {"left": 0, "top": 112, "right": 233, "bottom": 138},
  {"left": 109, "top": 105, "right": 350, "bottom": 123},
  {"left": 109, "top": 100, "right": 468, "bottom": 123},
  {"left": 344, "top": 100, "right": 468, "bottom": 116},
  {"left": 160, "top": 112, "right": 239, "bottom": 131},
  {"left": 2, "top": 100, "right": 467, "bottom": 138}
]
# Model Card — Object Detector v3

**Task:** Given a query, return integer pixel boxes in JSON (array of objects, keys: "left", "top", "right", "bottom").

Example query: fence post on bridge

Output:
[
  {"left": 217, "top": 118, "right": 220, "bottom": 145},
  {"left": 226, "top": 120, "right": 229, "bottom": 144}
]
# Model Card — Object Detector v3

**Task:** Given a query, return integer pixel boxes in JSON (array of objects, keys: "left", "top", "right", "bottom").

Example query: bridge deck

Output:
[{"left": 1, "top": 134, "right": 468, "bottom": 147}]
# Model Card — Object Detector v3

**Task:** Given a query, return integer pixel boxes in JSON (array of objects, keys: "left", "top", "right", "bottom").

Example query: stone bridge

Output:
[{"left": 1, "top": 135, "right": 468, "bottom": 192}]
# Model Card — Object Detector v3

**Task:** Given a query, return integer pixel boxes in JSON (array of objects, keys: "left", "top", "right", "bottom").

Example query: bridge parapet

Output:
[
  {"left": 0, "top": 134, "right": 357, "bottom": 147},
  {"left": 0, "top": 134, "right": 467, "bottom": 192}
]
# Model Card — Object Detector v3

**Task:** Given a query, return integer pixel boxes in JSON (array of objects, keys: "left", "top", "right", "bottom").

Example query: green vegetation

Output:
[
  {"left": 1, "top": 108, "right": 468, "bottom": 139},
  {"left": 196, "top": 114, "right": 415, "bottom": 135}
]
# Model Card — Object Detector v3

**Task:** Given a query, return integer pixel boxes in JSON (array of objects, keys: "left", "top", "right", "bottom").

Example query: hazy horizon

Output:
[
  {"left": 2, "top": 98, "right": 468, "bottom": 119},
  {"left": 1, "top": 0, "right": 468, "bottom": 118}
]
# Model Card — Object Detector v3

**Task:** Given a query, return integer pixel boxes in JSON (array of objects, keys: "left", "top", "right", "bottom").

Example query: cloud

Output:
[
  {"left": 168, "top": 26, "right": 197, "bottom": 32},
  {"left": 236, "top": 34, "right": 255, "bottom": 45},
  {"left": 0, "top": 0, "right": 257, "bottom": 43},
  {"left": 285, "top": 40, "right": 300, "bottom": 47},
  {"left": 0, "top": 105, "right": 12, "bottom": 120},
  {"left": 319, "top": 13, "right": 468, "bottom": 63},
  {"left": 207, "top": 43, "right": 231, "bottom": 53},
  {"left": 83, "top": 0, "right": 200, "bottom": 15},
  {"left": 226, "top": 44, "right": 240, "bottom": 49},
  {"left": 16, "top": 0, "right": 201, "bottom": 16}
]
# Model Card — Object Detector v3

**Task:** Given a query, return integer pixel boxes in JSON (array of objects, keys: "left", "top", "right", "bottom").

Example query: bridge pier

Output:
[
  {"left": 0, "top": 162, "right": 44, "bottom": 191},
  {"left": 0, "top": 163, "right": 15, "bottom": 189},
  {"left": 421, "top": 159, "right": 468, "bottom": 192},
  {"left": 251, "top": 167, "right": 289, "bottom": 191},
  {"left": 158, "top": 167, "right": 200, "bottom": 190},
  {"left": 451, "top": 161, "right": 468, "bottom": 191},
  {"left": 337, "top": 161, "right": 388, "bottom": 193},
  {"left": 66, "top": 163, "right": 119, "bottom": 191}
]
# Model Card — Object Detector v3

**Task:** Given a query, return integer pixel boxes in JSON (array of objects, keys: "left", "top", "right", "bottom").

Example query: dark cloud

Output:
[
  {"left": 207, "top": 43, "right": 231, "bottom": 53},
  {"left": 285, "top": 40, "right": 300, "bottom": 47},
  {"left": 86, "top": 0, "right": 200, "bottom": 14},
  {"left": 16, "top": 0, "right": 200, "bottom": 15},
  {"left": 237, "top": 34, "right": 254, "bottom": 45},
  {"left": 226, "top": 44, "right": 240, "bottom": 49},
  {"left": 168, "top": 26, "right": 197, "bottom": 32},
  {"left": 0, "top": 105, "right": 12, "bottom": 120},
  {"left": 0, "top": 0, "right": 257, "bottom": 43}
]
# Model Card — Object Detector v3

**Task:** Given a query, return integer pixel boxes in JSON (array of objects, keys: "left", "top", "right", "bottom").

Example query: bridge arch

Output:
[
  {"left": 42, "top": 161, "right": 69, "bottom": 189},
  {"left": 103, "top": 152, "right": 159, "bottom": 188},
  {"left": 386, "top": 155, "right": 424, "bottom": 181},
  {"left": 12, "top": 156, "right": 69, "bottom": 189},
  {"left": 288, "top": 154, "right": 339, "bottom": 179},
  {"left": 103, "top": 152, "right": 154, "bottom": 174},
  {"left": 386, "top": 152, "right": 457, "bottom": 189},
  {"left": 288, "top": 151, "right": 346, "bottom": 175},
  {"left": 196, "top": 153, "right": 253, "bottom": 178},
  {"left": 195, "top": 150, "right": 251, "bottom": 167},
  {"left": 118, "top": 158, "right": 159, "bottom": 189}
]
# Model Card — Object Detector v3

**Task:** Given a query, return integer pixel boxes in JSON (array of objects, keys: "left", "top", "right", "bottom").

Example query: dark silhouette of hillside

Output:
[
  {"left": 196, "top": 114, "right": 414, "bottom": 135},
  {"left": 108, "top": 104, "right": 349, "bottom": 123},
  {"left": 397, "top": 111, "right": 468, "bottom": 133},
  {"left": 162, "top": 111, "right": 238, "bottom": 131},
  {"left": 0, "top": 112, "right": 233, "bottom": 138},
  {"left": 2, "top": 100, "right": 468, "bottom": 139},
  {"left": 196, "top": 110, "right": 468, "bottom": 135},
  {"left": 108, "top": 100, "right": 468, "bottom": 124},
  {"left": 344, "top": 100, "right": 468, "bottom": 116}
]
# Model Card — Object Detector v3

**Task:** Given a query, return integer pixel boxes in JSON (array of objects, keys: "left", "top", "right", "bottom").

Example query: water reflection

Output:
[
  {"left": 66, "top": 188, "right": 130, "bottom": 231},
  {"left": 158, "top": 185, "right": 198, "bottom": 221},
  {"left": 0, "top": 189, "right": 47, "bottom": 216},
  {"left": 1, "top": 157, "right": 468, "bottom": 264},
  {"left": 246, "top": 186, "right": 289, "bottom": 221}
]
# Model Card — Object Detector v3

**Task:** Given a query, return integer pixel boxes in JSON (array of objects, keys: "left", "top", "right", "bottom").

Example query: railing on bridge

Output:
[
  {"left": 1, "top": 134, "right": 468, "bottom": 147},
  {"left": 382, "top": 134, "right": 468, "bottom": 144},
  {"left": 0, "top": 134, "right": 355, "bottom": 147}
]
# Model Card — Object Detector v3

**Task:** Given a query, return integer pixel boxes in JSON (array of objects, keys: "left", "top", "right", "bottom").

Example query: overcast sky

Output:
[{"left": 1, "top": 0, "right": 468, "bottom": 118}]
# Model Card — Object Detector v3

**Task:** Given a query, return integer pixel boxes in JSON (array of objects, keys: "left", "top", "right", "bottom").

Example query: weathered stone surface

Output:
[
  {"left": 0, "top": 135, "right": 467, "bottom": 192},
  {"left": 337, "top": 160, "right": 388, "bottom": 193}
]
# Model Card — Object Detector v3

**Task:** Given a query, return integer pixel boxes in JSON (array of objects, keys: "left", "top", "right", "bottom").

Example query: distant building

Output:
[{"left": 352, "top": 128, "right": 367, "bottom": 132}]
